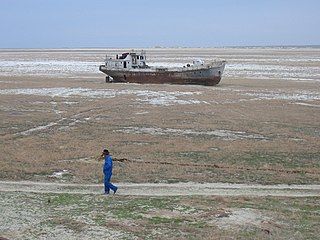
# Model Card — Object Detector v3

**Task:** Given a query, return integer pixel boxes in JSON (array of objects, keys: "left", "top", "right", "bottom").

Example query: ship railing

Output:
[{"left": 104, "top": 60, "right": 225, "bottom": 71}]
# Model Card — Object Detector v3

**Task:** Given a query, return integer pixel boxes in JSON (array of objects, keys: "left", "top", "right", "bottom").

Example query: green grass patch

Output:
[
  {"left": 44, "top": 217, "right": 86, "bottom": 232},
  {"left": 149, "top": 216, "right": 185, "bottom": 225},
  {"left": 50, "top": 193, "right": 84, "bottom": 206}
]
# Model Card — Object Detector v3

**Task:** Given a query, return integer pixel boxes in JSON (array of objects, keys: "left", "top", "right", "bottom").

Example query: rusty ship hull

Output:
[{"left": 99, "top": 61, "right": 226, "bottom": 86}]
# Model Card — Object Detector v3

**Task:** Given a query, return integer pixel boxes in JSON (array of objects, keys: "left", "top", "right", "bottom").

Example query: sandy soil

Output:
[{"left": 1, "top": 180, "right": 319, "bottom": 197}]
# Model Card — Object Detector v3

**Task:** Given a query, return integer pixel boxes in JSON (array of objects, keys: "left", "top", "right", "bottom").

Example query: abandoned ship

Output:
[{"left": 99, "top": 50, "right": 226, "bottom": 86}]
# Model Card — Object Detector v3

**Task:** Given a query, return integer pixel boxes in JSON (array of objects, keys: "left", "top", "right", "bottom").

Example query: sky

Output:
[{"left": 0, "top": 0, "right": 319, "bottom": 48}]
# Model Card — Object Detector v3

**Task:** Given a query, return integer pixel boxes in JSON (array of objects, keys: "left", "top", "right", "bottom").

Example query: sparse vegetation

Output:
[
  {"left": 1, "top": 48, "right": 319, "bottom": 239},
  {"left": 1, "top": 191, "right": 319, "bottom": 239}
]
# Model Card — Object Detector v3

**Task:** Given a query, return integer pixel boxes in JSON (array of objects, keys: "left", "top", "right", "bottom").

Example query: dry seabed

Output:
[{"left": 0, "top": 47, "right": 320, "bottom": 240}]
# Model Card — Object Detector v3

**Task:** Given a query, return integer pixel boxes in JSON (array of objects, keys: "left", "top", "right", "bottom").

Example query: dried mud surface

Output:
[{"left": 1, "top": 47, "right": 319, "bottom": 239}]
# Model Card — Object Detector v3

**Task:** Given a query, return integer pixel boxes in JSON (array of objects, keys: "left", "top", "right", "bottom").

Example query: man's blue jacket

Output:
[{"left": 103, "top": 155, "right": 113, "bottom": 177}]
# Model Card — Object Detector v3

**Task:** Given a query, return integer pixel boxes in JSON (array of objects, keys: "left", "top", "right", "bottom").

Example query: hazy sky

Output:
[{"left": 1, "top": 0, "right": 319, "bottom": 48}]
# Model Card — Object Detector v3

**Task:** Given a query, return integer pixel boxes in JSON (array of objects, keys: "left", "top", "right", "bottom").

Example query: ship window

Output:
[
  {"left": 137, "top": 56, "right": 140, "bottom": 60},
  {"left": 141, "top": 56, "right": 144, "bottom": 60}
]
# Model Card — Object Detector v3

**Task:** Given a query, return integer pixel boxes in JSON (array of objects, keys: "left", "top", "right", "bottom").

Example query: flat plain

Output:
[{"left": 0, "top": 47, "right": 319, "bottom": 239}]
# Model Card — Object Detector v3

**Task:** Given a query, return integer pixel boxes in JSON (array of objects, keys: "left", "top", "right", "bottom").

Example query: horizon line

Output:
[{"left": 0, "top": 44, "right": 320, "bottom": 50}]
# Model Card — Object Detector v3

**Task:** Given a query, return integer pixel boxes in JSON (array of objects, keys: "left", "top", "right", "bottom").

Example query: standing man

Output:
[{"left": 101, "top": 149, "right": 118, "bottom": 194}]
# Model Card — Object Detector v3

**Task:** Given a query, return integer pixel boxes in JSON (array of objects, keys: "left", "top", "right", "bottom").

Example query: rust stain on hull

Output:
[
  {"left": 99, "top": 64, "right": 225, "bottom": 86},
  {"left": 99, "top": 50, "right": 226, "bottom": 86}
]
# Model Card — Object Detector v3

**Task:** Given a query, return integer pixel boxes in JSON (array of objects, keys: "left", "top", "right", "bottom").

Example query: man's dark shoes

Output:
[{"left": 114, "top": 187, "right": 118, "bottom": 194}]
